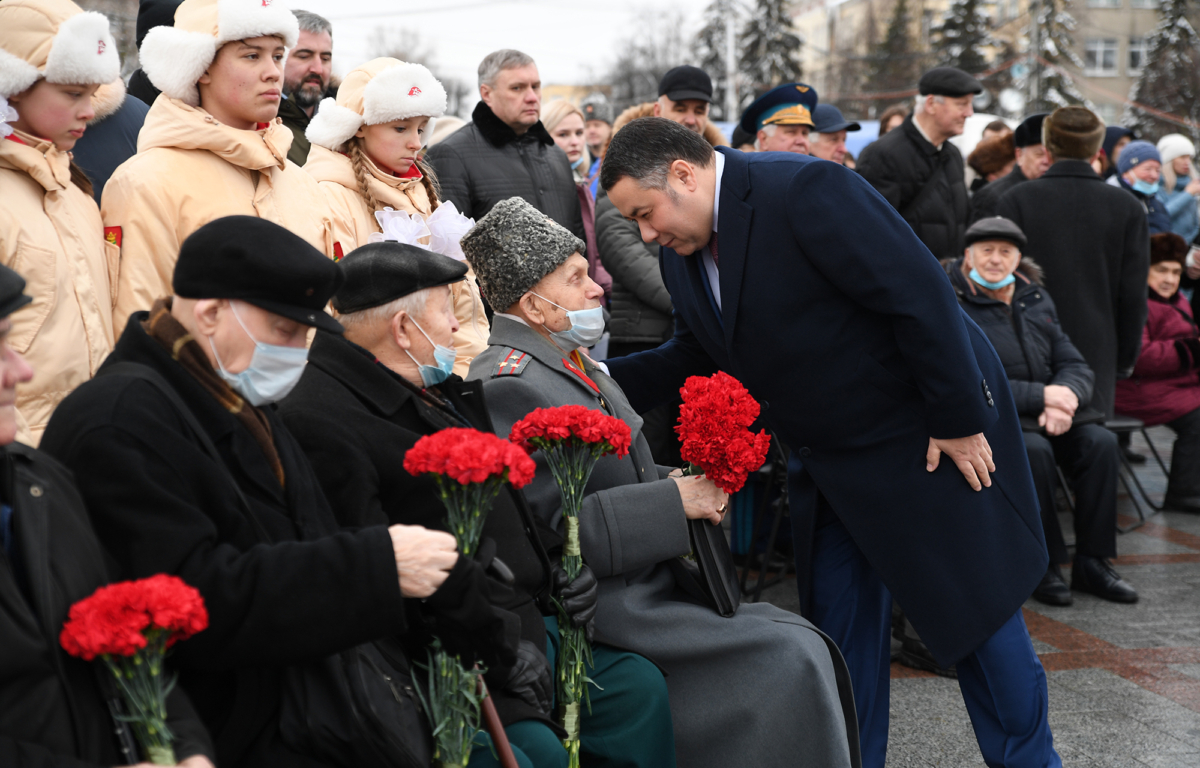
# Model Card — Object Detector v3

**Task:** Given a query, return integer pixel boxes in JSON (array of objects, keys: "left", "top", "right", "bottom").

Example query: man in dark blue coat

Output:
[{"left": 600, "top": 117, "right": 1059, "bottom": 768}]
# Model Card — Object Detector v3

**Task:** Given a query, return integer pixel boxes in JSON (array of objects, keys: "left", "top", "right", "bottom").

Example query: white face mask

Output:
[
  {"left": 531, "top": 292, "right": 605, "bottom": 352},
  {"left": 208, "top": 302, "right": 309, "bottom": 406}
]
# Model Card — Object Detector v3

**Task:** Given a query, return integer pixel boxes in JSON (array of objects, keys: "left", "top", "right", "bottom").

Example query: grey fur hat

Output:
[
  {"left": 581, "top": 95, "right": 613, "bottom": 126},
  {"left": 461, "top": 197, "right": 586, "bottom": 312}
]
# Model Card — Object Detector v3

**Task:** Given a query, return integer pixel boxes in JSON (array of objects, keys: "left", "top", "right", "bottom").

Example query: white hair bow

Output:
[
  {"left": 425, "top": 201, "right": 476, "bottom": 262},
  {"left": 369, "top": 207, "right": 431, "bottom": 245},
  {"left": 0, "top": 96, "right": 19, "bottom": 140}
]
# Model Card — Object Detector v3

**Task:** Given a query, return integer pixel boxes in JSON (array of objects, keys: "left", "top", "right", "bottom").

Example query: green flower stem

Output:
[
  {"left": 102, "top": 628, "right": 177, "bottom": 763},
  {"left": 415, "top": 642, "right": 486, "bottom": 766}
]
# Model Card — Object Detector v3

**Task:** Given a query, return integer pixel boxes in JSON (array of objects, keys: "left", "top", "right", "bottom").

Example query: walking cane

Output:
[{"left": 479, "top": 678, "right": 520, "bottom": 768}]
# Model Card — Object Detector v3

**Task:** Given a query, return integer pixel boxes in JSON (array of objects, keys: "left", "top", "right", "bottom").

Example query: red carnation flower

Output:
[
  {"left": 676, "top": 372, "right": 771, "bottom": 494},
  {"left": 60, "top": 575, "right": 208, "bottom": 661},
  {"left": 508, "top": 405, "right": 631, "bottom": 458},
  {"left": 404, "top": 427, "right": 536, "bottom": 489}
]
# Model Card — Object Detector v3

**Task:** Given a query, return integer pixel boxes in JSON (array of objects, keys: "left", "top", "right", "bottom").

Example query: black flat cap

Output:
[
  {"left": 333, "top": 242, "right": 467, "bottom": 315},
  {"left": 1013, "top": 113, "right": 1048, "bottom": 148},
  {"left": 658, "top": 66, "right": 713, "bottom": 103},
  {"left": 0, "top": 264, "right": 32, "bottom": 320},
  {"left": 965, "top": 216, "right": 1027, "bottom": 249},
  {"left": 173, "top": 216, "right": 344, "bottom": 334},
  {"left": 918, "top": 67, "right": 983, "bottom": 97}
]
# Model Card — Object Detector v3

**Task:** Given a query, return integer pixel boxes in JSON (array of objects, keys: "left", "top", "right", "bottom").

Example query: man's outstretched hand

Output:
[{"left": 927, "top": 433, "right": 995, "bottom": 491}]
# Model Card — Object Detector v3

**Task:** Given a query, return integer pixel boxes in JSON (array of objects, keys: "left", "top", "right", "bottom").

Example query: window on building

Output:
[
  {"left": 1130, "top": 0, "right": 1158, "bottom": 7},
  {"left": 1088, "top": 0, "right": 1121, "bottom": 7},
  {"left": 1095, "top": 104, "right": 1120, "bottom": 125},
  {"left": 1085, "top": 38, "right": 1120, "bottom": 75},
  {"left": 1128, "top": 37, "right": 1149, "bottom": 74}
]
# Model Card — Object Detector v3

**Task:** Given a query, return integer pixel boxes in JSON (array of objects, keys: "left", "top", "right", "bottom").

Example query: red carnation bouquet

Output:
[
  {"left": 676, "top": 372, "right": 771, "bottom": 493},
  {"left": 60, "top": 574, "right": 208, "bottom": 765},
  {"left": 509, "top": 405, "right": 631, "bottom": 767},
  {"left": 404, "top": 427, "right": 536, "bottom": 768}
]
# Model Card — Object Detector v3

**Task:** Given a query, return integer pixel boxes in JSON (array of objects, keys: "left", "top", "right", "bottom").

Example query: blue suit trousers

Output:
[{"left": 801, "top": 492, "right": 1061, "bottom": 768}]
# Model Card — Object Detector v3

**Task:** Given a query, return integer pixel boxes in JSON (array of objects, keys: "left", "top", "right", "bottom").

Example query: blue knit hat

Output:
[{"left": 1117, "top": 140, "right": 1161, "bottom": 175}]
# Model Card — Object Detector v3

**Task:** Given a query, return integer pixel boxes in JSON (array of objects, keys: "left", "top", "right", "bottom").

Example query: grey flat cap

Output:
[
  {"left": 965, "top": 216, "right": 1027, "bottom": 249},
  {"left": 460, "top": 197, "right": 586, "bottom": 312}
]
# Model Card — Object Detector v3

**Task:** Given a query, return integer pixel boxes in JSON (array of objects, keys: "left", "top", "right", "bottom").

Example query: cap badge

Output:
[
  {"left": 408, "top": 86, "right": 422, "bottom": 96},
  {"left": 97, "top": 40, "right": 106, "bottom": 55},
  {"left": 261, "top": 0, "right": 273, "bottom": 6},
  {"left": 795, "top": 85, "right": 809, "bottom": 93}
]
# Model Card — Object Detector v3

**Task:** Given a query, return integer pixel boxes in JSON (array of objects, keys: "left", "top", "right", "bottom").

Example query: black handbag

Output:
[
  {"left": 101, "top": 363, "right": 433, "bottom": 768},
  {"left": 670, "top": 518, "right": 742, "bottom": 618}
]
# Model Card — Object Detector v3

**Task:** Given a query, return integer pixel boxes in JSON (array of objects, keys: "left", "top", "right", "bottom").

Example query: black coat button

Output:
[
  {"left": 761, "top": 401, "right": 770, "bottom": 411},
  {"left": 799, "top": 447, "right": 812, "bottom": 458}
]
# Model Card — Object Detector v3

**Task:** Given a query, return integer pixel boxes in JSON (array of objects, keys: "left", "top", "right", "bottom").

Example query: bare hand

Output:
[
  {"left": 388, "top": 524, "right": 459, "bottom": 598},
  {"left": 1186, "top": 178, "right": 1200, "bottom": 196},
  {"left": 1042, "top": 384, "right": 1079, "bottom": 416},
  {"left": 179, "top": 758, "right": 216, "bottom": 768},
  {"left": 671, "top": 474, "right": 728, "bottom": 525},
  {"left": 926, "top": 433, "right": 995, "bottom": 491},
  {"left": 1038, "top": 406, "right": 1073, "bottom": 436}
]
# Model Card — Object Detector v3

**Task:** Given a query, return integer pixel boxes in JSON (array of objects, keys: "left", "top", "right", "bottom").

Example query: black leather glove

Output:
[
  {"left": 504, "top": 639, "right": 553, "bottom": 715},
  {"left": 551, "top": 562, "right": 598, "bottom": 643}
]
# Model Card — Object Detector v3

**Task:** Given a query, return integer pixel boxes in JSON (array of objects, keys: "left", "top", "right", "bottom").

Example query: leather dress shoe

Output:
[
  {"left": 1071, "top": 556, "right": 1138, "bottom": 603},
  {"left": 1122, "top": 445, "right": 1147, "bottom": 464},
  {"left": 1165, "top": 494, "right": 1200, "bottom": 513},
  {"left": 1032, "top": 566, "right": 1073, "bottom": 606}
]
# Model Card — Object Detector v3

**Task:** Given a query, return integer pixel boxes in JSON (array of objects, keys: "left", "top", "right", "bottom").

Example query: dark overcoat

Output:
[
  {"left": 39, "top": 318, "right": 422, "bottom": 766},
  {"left": 607, "top": 147, "right": 1048, "bottom": 666},
  {"left": 856, "top": 114, "right": 969, "bottom": 260},
  {"left": 968, "top": 164, "right": 1027, "bottom": 225},
  {"left": 0, "top": 443, "right": 212, "bottom": 767},
  {"left": 997, "top": 160, "right": 1151, "bottom": 418},
  {"left": 276, "top": 331, "right": 558, "bottom": 728}
]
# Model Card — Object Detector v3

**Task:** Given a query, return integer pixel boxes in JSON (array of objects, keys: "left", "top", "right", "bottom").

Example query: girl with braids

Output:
[
  {"left": 306, "top": 58, "right": 489, "bottom": 376},
  {"left": 0, "top": 0, "right": 124, "bottom": 444}
]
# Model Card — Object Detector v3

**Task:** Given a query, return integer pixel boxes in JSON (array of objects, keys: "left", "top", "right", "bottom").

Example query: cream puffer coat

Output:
[
  {"left": 102, "top": 96, "right": 334, "bottom": 335},
  {"left": 305, "top": 144, "right": 489, "bottom": 377},
  {"left": 0, "top": 131, "right": 116, "bottom": 445}
]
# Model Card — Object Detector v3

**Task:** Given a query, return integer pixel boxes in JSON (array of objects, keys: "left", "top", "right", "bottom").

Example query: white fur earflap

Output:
[
  {"left": 306, "top": 98, "right": 365, "bottom": 150},
  {"left": 139, "top": 25, "right": 218, "bottom": 107},
  {"left": 216, "top": 0, "right": 299, "bottom": 48},
  {"left": 0, "top": 47, "right": 41, "bottom": 98},
  {"left": 44, "top": 12, "right": 120, "bottom": 86},
  {"left": 362, "top": 62, "right": 447, "bottom": 125},
  {"left": 89, "top": 78, "right": 127, "bottom": 123}
]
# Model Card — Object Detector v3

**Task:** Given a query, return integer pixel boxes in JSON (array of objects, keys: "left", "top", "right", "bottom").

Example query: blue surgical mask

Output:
[
  {"left": 1132, "top": 179, "right": 1159, "bottom": 196},
  {"left": 209, "top": 302, "right": 309, "bottom": 406},
  {"left": 404, "top": 317, "right": 456, "bottom": 387},
  {"left": 532, "top": 292, "right": 605, "bottom": 352},
  {"left": 969, "top": 268, "right": 1016, "bottom": 291}
]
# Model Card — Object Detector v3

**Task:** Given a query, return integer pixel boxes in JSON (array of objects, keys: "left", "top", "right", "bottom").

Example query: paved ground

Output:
[{"left": 756, "top": 426, "right": 1200, "bottom": 767}]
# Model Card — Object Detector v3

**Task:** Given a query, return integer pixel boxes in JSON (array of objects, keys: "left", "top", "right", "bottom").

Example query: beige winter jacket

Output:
[
  {"left": 306, "top": 144, "right": 489, "bottom": 377},
  {"left": 0, "top": 131, "right": 116, "bottom": 445},
  {"left": 102, "top": 95, "right": 334, "bottom": 335}
]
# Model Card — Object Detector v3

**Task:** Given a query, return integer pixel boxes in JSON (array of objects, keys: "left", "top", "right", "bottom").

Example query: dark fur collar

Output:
[{"left": 472, "top": 101, "right": 554, "bottom": 148}]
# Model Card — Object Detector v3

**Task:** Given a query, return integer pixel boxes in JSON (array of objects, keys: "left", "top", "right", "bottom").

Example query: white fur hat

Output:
[
  {"left": 0, "top": 0, "right": 120, "bottom": 98},
  {"left": 1157, "top": 134, "right": 1197, "bottom": 167},
  {"left": 139, "top": 0, "right": 300, "bottom": 107},
  {"left": 306, "top": 57, "right": 447, "bottom": 151}
]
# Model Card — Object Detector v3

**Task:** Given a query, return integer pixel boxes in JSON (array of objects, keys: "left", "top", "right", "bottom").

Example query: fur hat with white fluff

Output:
[
  {"left": 139, "top": 0, "right": 299, "bottom": 107},
  {"left": 0, "top": 0, "right": 120, "bottom": 98},
  {"left": 306, "top": 57, "right": 447, "bottom": 151}
]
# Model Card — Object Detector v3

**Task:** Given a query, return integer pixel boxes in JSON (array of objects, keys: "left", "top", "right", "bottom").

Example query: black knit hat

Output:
[
  {"left": 173, "top": 216, "right": 344, "bottom": 333},
  {"left": 333, "top": 242, "right": 467, "bottom": 314},
  {"left": 1013, "top": 113, "right": 1047, "bottom": 148},
  {"left": 0, "top": 264, "right": 32, "bottom": 320}
]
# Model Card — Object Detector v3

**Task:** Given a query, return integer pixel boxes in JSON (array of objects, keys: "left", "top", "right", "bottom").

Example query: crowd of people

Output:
[{"left": 2, "top": 0, "right": 1199, "bottom": 766}]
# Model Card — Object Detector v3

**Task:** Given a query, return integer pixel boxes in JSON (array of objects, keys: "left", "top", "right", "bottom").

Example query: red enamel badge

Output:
[{"left": 103, "top": 227, "right": 122, "bottom": 247}]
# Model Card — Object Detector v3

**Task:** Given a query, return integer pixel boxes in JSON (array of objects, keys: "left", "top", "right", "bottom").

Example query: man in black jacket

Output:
[
  {"left": 951, "top": 217, "right": 1135, "bottom": 607},
  {"left": 278, "top": 241, "right": 678, "bottom": 768},
  {"left": 425, "top": 49, "right": 585, "bottom": 240},
  {"left": 41, "top": 217, "right": 514, "bottom": 767},
  {"left": 968, "top": 113, "right": 1050, "bottom": 225},
  {"left": 0, "top": 262, "right": 215, "bottom": 768},
  {"left": 857, "top": 67, "right": 980, "bottom": 261},
  {"left": 998, "top": 106, "right": 1151, "bottom": 420}
]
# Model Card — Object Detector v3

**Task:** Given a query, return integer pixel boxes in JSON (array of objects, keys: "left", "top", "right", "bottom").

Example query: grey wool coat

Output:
[{"left": 468, "top": 316, "right": 860, "bottom": 768}]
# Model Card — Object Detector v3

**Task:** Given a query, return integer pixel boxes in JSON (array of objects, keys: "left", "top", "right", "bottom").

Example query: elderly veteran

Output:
[
  {"left": 462, "top": 197, "right": 859, "bottom": 768},
  {"left": 950, "top": 217, "right": 1135, "bottom": 607},
  {"left": 277, "top": 241, "right": 677, "bottom": 768},
  {"left": 810, "top": 104, "right": 861, "bottom": 165},
  {"left": 39, "top": 216, "right": 509, "bottom": 767},
  {"left": 739, "top": 81, "right": 818, "bottom": 155}
]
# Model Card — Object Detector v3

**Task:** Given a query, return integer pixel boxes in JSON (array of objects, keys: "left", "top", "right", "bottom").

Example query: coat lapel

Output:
[{"left": 715, "top": 148, "right": 754, "bottom": 351}]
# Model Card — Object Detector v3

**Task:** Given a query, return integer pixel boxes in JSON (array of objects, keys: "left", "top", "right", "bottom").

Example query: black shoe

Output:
[
  {"left": 1032, "top": 566, "right": 1073, "bottom": 606},
  {"left": 891, "top": 609, "right": 957, "bottom": 678},
  {"left": 1122, "top": 446, "right": 1148, "bottom": 465},
  {"left": 1164, "top": 494, "right": 1200, "bottom": 513},
  {"left": 1071, "top": 556, "right": 1138, "bottom": 603}
]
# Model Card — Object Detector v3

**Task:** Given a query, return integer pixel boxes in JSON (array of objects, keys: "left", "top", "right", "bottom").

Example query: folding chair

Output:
[{"left": 1105, "top": 416, "right": 1169, "bottom": 532}]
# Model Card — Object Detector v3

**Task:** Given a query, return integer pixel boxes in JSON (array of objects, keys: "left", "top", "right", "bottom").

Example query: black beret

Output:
[
  {"left": 333, "top": 242, "right": 468, "bottom": 315},
  {"left": 658, "top": 66, "right": 713, "bottom": 103},
  {"left": 965, "top": 216, "right": 1027, "bottom": 250},
  {"left": 1013, "top": 113, "right": 1048, "bottom": 148},
  {"left": 918, "top": 67, "right": 983, "bottom": 97},
  {"left": 173, "top": 216, "right": 344, "bottom": 334},
  {"left": 0, "top": 264, "right": 32, "bottom": 320}
]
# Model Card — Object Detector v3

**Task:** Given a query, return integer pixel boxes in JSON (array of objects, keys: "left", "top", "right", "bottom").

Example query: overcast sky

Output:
[{"left": 298, "top": 0, "right": 709, "bottom": 88}]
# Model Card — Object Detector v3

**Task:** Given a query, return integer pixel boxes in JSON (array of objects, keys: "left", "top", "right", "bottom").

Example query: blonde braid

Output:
[
  {"left": 348, "top": 138, "right": 383, "bottom": 215},
  {"left": 416, "top": 156, "right": 441, "bottom": 213}
]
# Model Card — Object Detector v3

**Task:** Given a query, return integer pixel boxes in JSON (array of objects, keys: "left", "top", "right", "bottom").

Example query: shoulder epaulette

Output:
[{"left": 492, "top": 347, "right": 532, "bottom": 378}]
